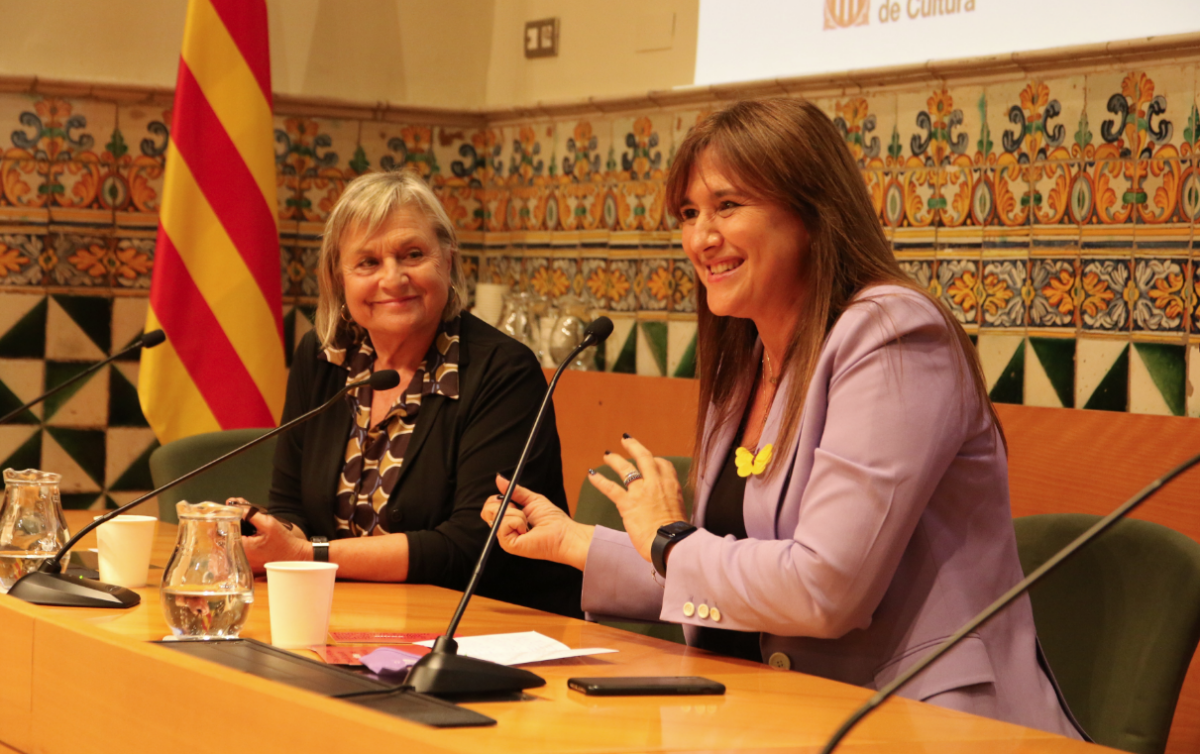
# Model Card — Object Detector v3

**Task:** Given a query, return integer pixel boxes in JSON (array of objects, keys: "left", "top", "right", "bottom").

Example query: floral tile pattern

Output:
[
  {"left": 1132, "top": 258, "right": 1189, "bottom": 332},
  {"left": 937, "top": 258, "right": 982, "bottom": 326},
  {"left": 1079, "top": 258, "right": 1131, "bottom": 331},
  {"left": 1028, "top": 259, "right": 1078, "bottom": 328},
  {"left": 980, "top": 259, "right": 1026, "bottom": 327},
  {"left": 3, "top": 61, "right": 1200, "bottom": 427}
]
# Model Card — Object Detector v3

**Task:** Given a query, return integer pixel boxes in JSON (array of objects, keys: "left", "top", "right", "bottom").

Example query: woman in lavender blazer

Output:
[{"left": 482, "top": 98, "right": 1082, "bottom": 738}]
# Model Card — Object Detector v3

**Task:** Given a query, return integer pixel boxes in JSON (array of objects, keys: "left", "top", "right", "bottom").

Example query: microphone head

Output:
[
  {"left": 369, "top": 369, "right": 400, "bottom": 390},
  {"left": 141, "top": 329, "right": 166, "bottom": 349},
  {"left": 583, "top": 316, "right": 614, "bottom": 345}
]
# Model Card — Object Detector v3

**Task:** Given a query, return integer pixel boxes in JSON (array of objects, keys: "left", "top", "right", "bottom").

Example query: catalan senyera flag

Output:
[{"left": 139, "top": 0, "right": 286, "bottom": 444}]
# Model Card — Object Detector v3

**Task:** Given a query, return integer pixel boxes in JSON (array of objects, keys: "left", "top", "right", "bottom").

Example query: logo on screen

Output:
[{"left": 824, "top": 0, "right": 870, "bottom": 28}]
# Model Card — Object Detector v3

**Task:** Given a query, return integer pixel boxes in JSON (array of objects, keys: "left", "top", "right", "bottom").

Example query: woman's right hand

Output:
[{"left": 481, "top": 474, "right": 593, "bottom": 571}]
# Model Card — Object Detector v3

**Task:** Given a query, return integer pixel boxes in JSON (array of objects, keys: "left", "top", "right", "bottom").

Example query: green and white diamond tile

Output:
[
  {"left": 0, "top": 292, "right": 46, "bottom": 359},
  {"left": 976, "top": 334, "right": 1025, "bottom": 405},
  {"left": 667, "top": 318, "right": 697, "bottom": 379},
  {"left": 43, "top": 361, "right": 108, "bottom": 427},
  {"left": 1188, "top": 344, "right": 1200, "bottom": 418},
  {"left": 42, "top": 426, "right": 105, "bottom": 505},
  {"left": 606, "top": 314, "right": 637, "bottom": 374},
  {"left": 0, "top": 425, "right": 41, "bottom": 470},
  {"left": 112, "top": 296, "right": 149, "bottom": 355},
  {"left": 0, "top": 292, "right": 157, "bottom": 510},
  {"left": 109, "top": 363, "right": 148, "bottom": 427},
  {"left": 105, "top": 427, "right": 158, "bottom": 493},
  {"left": 1025, "top": 337, "right": 1075, "bottom": 408},
  {"left": 636, "top": 317, "right": 668, "bottom": 377},
  {"left": 1129, "top": 343, "right": 1185, "bottom": 416},
  {"left": 46, "top": 294, "right": 111, "bottom": 361},
  {"left": 1076, "top": 338, "right": 1129, "bottom": 412},
  {"left": 0, "top": 358, "right": 45, "bottom": 422}
]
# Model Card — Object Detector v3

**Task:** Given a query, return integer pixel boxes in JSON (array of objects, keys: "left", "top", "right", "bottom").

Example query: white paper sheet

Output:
[{"left": 414, "top": 631, "right": 616, "bottom": 666}]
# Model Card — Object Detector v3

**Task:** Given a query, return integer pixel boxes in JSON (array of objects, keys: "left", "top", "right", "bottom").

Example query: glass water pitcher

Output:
[
  {"left": 0, "top": 468, "right": 70, "bottom": 592},
  {"left": 161, "top": 501, "right": 254, "bottom": 640}
]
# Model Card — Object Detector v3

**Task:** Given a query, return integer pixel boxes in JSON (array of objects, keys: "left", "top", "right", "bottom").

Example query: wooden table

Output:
[{"left": 0, "top": 514, "right": 1112, "bottom": 754}]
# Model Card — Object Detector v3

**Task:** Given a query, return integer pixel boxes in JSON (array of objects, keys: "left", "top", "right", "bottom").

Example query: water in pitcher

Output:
[
  {"left": 161, "top": 585, "right": 254, "bottom": 639},
  {"left": 0, "top": 551, "right": 55, "bottom": 592}
]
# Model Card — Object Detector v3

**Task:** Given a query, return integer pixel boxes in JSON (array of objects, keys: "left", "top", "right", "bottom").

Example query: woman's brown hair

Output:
[{"left": 665, "top": 98, "right": 1000, "bottom": 478}]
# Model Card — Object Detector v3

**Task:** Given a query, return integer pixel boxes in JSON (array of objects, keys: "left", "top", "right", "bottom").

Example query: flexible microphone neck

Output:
[
  {"left": 437, "top": 316, "right": 613, "bottom": 645},
  {"left": 0, "top": 329, "right": 166, "bottom": 425},
  {"left": 37, "top": 368, "right": 400, "bottom": 575},
  {"left": 402, "top": 318, "right": 613, "bottom": 696},
  {"left": 819, "top": 449, "right": 1200, "bottom": 754}
]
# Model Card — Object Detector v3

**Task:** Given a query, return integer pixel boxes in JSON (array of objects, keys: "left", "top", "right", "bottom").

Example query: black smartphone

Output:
[{"left": 567, "top": 676, "right": 725, "bottom": 696}]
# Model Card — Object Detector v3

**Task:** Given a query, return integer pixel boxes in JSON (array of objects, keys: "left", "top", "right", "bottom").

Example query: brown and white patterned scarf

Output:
[{"left": 319, "top": 317, "right": 461, "bottom": 537}]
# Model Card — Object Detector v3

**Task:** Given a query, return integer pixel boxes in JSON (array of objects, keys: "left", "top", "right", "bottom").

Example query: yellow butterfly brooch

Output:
[{"left": 735, "top": 444, "right": 773, "bottom": 478}]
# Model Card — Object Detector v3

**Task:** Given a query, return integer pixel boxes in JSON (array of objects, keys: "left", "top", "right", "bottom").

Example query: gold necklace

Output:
[{"left": 735, "top": 352, "right": 777, "bottom": 478}]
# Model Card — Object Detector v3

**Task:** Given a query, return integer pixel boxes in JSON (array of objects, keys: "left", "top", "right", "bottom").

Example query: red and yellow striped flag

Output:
[{"left": 139, "top": 0, "right": 286, "bottom": 444}]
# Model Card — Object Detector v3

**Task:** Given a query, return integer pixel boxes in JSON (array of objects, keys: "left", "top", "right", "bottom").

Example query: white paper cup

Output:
[
  {"left": 472, "top": 283, "right": 506, "bottom": 326},
  {"left": 93, "top": 514, "right": 157, "bottom": 588},
  {"left": 265, "top": 561, "right": 338, "bottom": 648}
]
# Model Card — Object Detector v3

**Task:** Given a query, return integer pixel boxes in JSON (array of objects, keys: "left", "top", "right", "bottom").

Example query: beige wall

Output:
[
  {"left": 484, "top": 0, "right": 698, "bottom": 107},
  {"left": 0, "top": 0, "right": 494, "bottom": 109},
  {"left": 269, "top": 0, "right": 494, "bottom": 108},
  {"left": 0, "top": 0, "right": 188, "bottom": 88},
  {"left": 0, "top": 0, "right": 696, "bottom": 109}
]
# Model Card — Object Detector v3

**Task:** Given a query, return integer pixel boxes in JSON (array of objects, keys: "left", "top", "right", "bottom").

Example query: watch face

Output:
[{"left": 660, "top": 521, "right": 695, "bottom": 537}]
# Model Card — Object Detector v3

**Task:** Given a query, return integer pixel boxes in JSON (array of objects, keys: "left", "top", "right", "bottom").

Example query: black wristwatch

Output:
[
  {"left": 651, "top": 521, "right": 697, "bottom": 577},
  {"left": 311, "top": 536, "right": 330, "bottom": 563}
]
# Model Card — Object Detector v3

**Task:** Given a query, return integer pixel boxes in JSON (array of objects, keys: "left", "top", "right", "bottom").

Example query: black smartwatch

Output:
[
  {"left": 651, "top": 521, "right": 697, "bottom": 577},
  {"left": 311, "top": 536, "right": 330, "bottom": 563}
]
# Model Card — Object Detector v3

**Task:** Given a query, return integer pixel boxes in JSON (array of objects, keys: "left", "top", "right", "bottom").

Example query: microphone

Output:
[
  {"left": 818, "top": 449, "right": 1200, "bottom": 753},
  {"left": 406, "top": 316, "right": 614, "bottom": 697},
  {"left": 0, "top": 329, "right": 166, "bottom": 425},
  {"left": 7, "top": 368, "right": 400, "bottom": 609}
]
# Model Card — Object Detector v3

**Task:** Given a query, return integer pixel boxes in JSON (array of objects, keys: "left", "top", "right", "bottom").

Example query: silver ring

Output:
[{"left": 623, "top": 471, "right": 643, "bottom": 486}]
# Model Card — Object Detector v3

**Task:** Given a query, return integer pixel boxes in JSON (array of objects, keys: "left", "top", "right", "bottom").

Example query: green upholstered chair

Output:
[
  {"left": 574, "top": 456, "right": 694, "bottom": 645},
  {"left": 149, "top": 428, "right": 276, "bottom": 524},
  {"left": 1014, "top": 513, "right": 1200, "bottom": 754}
]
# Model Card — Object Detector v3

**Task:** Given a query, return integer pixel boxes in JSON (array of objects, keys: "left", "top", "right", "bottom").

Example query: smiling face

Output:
[
  {"left": 339, "top": 205, "right": 451, "bottom": 346},
  {"left": 680, "top": 150, "right": 810, "bottom": 329}
]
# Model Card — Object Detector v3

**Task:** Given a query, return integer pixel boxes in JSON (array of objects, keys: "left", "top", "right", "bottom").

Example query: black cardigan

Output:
[{"left": 268, "top": 312, "right": 583, "bottom": 618}]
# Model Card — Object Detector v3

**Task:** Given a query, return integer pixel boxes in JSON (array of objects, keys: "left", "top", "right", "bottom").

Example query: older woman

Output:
[
  {"left": 483, "top": 99, "right": 1086, "bottom": 736},
  {"left": 240, "top": 170, "right": 581, "bottom": 618}
]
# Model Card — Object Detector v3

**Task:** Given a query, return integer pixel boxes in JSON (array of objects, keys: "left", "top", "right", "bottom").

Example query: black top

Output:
[
  {"left": 703, "top": 436, "right": 749, "bottom": 540},
  {"left": 268, "top": 312, "right": 583, "bottom": 618},
  {"left": 692, "top": 430, "right": 762, "bottom": 663}
]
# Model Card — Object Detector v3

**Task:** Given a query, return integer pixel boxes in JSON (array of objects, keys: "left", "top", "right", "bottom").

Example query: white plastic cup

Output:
[
  {"left": 265, "top": 561, "right": 338, "bottom": 648},
  {"left": 93, "top": 514, "right": 157, "bottom": 588}
]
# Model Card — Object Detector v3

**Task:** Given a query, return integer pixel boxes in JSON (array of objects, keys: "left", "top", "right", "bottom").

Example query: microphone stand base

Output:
[
  {"left": 8, "top": 570, "right": 141, "bottom": 608},
  {"left": 406, "top": 650, "right": 545, "bottom": 698}
]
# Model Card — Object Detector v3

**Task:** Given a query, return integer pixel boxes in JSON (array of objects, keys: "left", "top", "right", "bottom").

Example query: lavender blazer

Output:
[{"left": 581, "top": 285, "right": 1080, "bottom": 737}]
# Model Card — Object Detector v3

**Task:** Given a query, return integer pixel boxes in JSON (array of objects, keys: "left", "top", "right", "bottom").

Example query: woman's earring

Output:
[{"left": 340, "top": 303, "right": 353, "bottom": 324}]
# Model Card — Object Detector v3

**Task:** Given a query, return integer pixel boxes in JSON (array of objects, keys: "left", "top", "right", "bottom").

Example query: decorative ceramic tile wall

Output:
[{"left": 2, "top": 61, "right": 1199, "bottom": 505}]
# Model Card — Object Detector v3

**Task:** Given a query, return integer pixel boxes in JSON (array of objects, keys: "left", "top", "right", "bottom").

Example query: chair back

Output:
[
  {"left": 149, "top": 428, "right": 276, "bottom": 524},
  {"left": 575, "top": 456, "right": 694, "bottom": 645},
  {"left": 1015, "top": 513, "right": 1200, "bottom": 754}
]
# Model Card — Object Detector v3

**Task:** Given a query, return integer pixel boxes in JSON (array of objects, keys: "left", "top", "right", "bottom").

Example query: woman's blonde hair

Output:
[
  {"left": 665, "top": 98, "right": 1000, "bottom": 478},
  {"left": 314, "top": 170, "right": 467, "bottom": 348}
]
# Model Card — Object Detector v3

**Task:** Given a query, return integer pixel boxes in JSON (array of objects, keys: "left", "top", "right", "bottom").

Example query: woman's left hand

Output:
[
  {"left": 229, "top": 498, "right": 310, "bottom": 574},
  {"left": 588, "top": 435, "right": 688, "bottom": 562}
]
